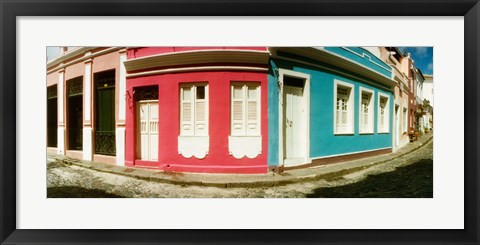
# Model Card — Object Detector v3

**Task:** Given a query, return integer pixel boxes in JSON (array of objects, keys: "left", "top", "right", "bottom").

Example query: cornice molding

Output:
[
  {"left": 126, "top": 66, "right": 268, "bottom": 78},
  {"left": 124, "top": 49, "right": 270, "bottom": 72},
  {"left": 47, "top": 47, "right": 124, "bottom": 74},
  {"left": 271, "top": 47, "right": 396, "bottom": 89}
]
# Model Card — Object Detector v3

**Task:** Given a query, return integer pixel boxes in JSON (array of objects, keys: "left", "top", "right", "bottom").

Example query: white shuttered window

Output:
[
  {"left": 180, "top": 84, "right": 208, "bottom": 136},
  {"left": 359, "top": 87, "right": 374, "bottom": 134},
  {"left": 334, "top": 80, "right": 354, "bottom": 135},
  {"left": 336, "top": 89, "right": 348, "bottom": 132},
  {"left": 377, "top": 93, "right": 390, "bottom": 133},
  {"left": 231, "top": 83, "right": 260, "bottom": 136}
]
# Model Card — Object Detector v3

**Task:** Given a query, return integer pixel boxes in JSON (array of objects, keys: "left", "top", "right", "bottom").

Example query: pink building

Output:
[
  {"left": 123, "top": 47, "right": 270, "bottom": 173},
  {"left": 380, "top": 47, "right": 414, "bottom": 150},
  {"left": 47, "top": 47, "right": 127, "bottom": 164}
]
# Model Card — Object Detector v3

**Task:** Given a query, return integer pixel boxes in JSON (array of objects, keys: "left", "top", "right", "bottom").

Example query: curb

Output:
[{"left": 50, "top": 134, "right": 433, "bottom": 188}]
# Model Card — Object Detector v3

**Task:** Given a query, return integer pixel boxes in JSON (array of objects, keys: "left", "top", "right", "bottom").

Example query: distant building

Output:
[
  {"left": 415, "top": 69, "right": 425, "bottom": 133},
  {"left": 379, "top": 47, "right": 412, "bottom": 151},
  {"left": 423, "top": 74, "right": 433, "bottom": 130},
  {"left": 423, "top": 74, "right": 433, "bottom": 107}
]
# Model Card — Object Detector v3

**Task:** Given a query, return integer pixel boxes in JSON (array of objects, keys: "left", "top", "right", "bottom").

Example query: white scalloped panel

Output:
[
  {"left": 228, "top": 136, "right": 262, "bottom": 159},
  {"left": 178, "top": 136, "right": 209, "bottom": 159}
]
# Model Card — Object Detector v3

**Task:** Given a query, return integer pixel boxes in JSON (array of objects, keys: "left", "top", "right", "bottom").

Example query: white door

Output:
[
  {"left": 284, "top": 86, "right": 305, "bottom": 166},
  {"left": 136, "top": 101, "right": 158, "bottom": 161}
]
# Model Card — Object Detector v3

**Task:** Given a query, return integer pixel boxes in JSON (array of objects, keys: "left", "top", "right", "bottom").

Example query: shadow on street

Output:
[
  {"left": 306, "top": 159, "right": 433, "bottom": 198},
  {"left": 48, "top": 186, "right": 125, "bottom": 198}
]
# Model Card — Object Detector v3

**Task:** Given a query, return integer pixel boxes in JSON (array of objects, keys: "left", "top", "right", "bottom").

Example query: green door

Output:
[{"left": 95, "top": 72, "right": 116, "bottom": 156}]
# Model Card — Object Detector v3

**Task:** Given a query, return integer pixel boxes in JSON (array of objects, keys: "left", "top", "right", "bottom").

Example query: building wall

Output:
[
  {"left": 324, "top": 47, "right": 392, "bottom": 77},
  {"left": 393, "top": 85, "right": 411, "bottom": 148},
  {"left": 125, "top": 71, "right": 269, "bottom": 173},
  {"left": 47, "top": 47, "right": 126, "bottom": 165},
  {"left": 423, "top": 75, "right": 433, "bottom": 106},
  {"left": 127, "top": 47, "right": 268, "bottom": 59},
  {"left": 268, "top": 58, "right": 393, "bottom": 166}
]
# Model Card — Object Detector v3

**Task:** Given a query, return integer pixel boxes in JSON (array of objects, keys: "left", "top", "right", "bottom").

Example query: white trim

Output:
[
  {"left": 278, "top": 69, "right": 311, "bottom": 167},
  {"left": 118, "top": 52, "right": 127, "bottom": 121},
  {"left": 82, "top": 126, "right": 92, "bottom": 161},
  {"left": 310, "top": 147, "right": 392, "bottom": 160},
  {"left": 228, "top": 136, "right": 262, "bottom": 159},
  {"left": 358, "top": 86, "right": 374, "bottom": 134},
  {"left": 57, "top": 126, "right": 65, "bottom": 155},
  {"left": 377, "top": 91, "right": 390, "bottom": 133},
  {"left": 178, "top": 136, "right": 209, "bottom": 159},
  {"left": 84, "top": 61, "right": 92, "bottom": 122},
  {"left": 333, "top": 79, "right": 355, "bottom": 135},
  {"left": 126, "top": 66, "right": 268, "bottom": 78},
  {"left": 57, "top": 71, "right": 64, "bottom": 124},
  {"left": 115, "top": 127, "right": 125, "bottom": 165}
]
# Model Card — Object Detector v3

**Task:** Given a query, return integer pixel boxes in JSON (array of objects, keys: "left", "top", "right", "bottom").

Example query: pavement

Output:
[{"left": 48, "top": 131, "right": 433, "bottom": 188}]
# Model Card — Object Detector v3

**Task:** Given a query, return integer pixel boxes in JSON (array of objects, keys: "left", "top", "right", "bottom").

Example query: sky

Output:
[
  {"left": 46, "top": 47, "right": 61, "bottom": 61},
  {"left": 398, "top": 47, "right": 433, "bottom": 75}
]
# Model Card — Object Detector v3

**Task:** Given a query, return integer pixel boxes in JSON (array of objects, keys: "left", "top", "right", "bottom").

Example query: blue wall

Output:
[
  {"left": 267, "top": 57, "right": 393, "bottom": 166},
  {"left": 324, "top": 47, "right": 392, "bottom": 78}
]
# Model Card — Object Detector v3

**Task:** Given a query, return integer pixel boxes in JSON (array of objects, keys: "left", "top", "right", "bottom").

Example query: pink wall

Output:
[
  {"left": 47, "top": 72, "right": 57, "bottom": 87},
  {"left": 127, "top": 47, "right": 268, "bottom": 59},
  {"left": 125, "top": 71, "right": 268, "bottom": 174}
]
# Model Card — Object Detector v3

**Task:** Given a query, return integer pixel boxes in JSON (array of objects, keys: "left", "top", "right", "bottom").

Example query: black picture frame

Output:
[{"left": 1, "top": 0, "right": 478, "bottom": 244}]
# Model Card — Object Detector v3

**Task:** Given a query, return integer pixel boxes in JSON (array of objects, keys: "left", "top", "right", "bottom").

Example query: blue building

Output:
[{"left": 267, "top": 47, "right": 395, "bottom": 171}]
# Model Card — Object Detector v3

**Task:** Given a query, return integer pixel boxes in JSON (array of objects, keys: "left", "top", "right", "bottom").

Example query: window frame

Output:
[
  {"left": 230, "top": 82, "right": 261, "bottom": 137},
  {"left": 358, "top": 87, "right": 374, "bottom": 134},
  {"left": 179, "top": 82, "right": 209, "bottom": 137},
  {"left": 377, "top": 91, "right": 390, "bottom": 134},
  {"left": 333, "top": 79, "right": 355, "bottom": 135}
]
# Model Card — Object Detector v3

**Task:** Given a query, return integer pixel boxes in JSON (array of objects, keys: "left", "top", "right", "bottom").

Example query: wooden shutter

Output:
[
  {"left": 180, "top": 86, "right": 194, "bottom": 136},
  {"left": 195, "top": 85, "right": 207, "bottom": 136},
  {"left": 246, "top": 85, "right": 260, "bottom": 136},
  {"left": 137, "top": 103, "right": 148, "bottom": 160},
  {"left": 231, "top": 85, "right": 244, "bottom": 135},
  {"left": 148, "top": 103, "right": 158, "bottom": 161}
]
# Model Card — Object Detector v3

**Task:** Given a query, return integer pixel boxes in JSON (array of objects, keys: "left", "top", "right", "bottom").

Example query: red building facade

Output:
[{"left": 124, "top": 47, "right": 270, "bottom": 173}]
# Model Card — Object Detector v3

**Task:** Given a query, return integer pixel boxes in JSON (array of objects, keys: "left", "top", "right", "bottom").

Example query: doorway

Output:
[
  {"left": 134, "top": 85, "right": 159, "bottom": 161},
  {"left": 94, "top": 70, "right": 116, "bottom": 156},
  {"left": 47, "top": 85, "right": 58, "bottom": 147},
  {"left": 67, "top": 77, "right": 83, "bottom": 150},
  {"left": 136, "top": 101, "right": 158, "bottom": 161},
  {"left": 279, "top": 70, "right": 310, "bottom": 167},
  {"left": 395, "top": 105, "right": 400, "bottom": 147}
]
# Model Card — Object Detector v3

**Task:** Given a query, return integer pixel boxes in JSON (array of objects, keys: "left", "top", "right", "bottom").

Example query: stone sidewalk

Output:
[{"left": 49, "top": 131, "right": 433, "bottom": 188}]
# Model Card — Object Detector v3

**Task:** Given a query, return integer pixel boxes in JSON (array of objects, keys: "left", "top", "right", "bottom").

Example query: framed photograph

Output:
[{"left": 2, "top": 0, "right": 479, "bottom": 244}]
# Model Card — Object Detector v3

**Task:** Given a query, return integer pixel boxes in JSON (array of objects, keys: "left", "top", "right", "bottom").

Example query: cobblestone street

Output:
[{"left": 47, "top": 140, "right": 433, "bottom": 198}]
